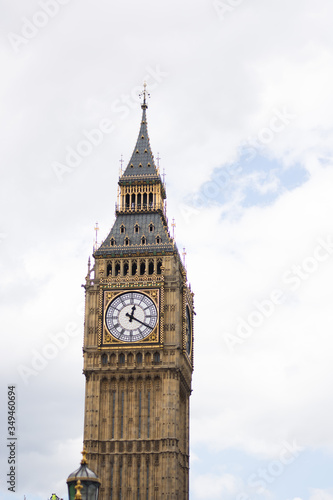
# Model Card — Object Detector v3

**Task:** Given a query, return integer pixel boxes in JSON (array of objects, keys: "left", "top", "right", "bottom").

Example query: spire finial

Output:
[
  {"left": 171, "top": 218, "right": 176, "bottom": 239},
  {"left": 139, "top": 81, "right": 150, "bottom": 109},
  {"left": 81, "top": 447, "right": 88, "bottom": 465},
  {"left": 182, "top": 247, "right": 187, "bottom": 266},
  {"left": 93, "top": 223, "right": 99, "bottom": 252},
  {"left": 119, "top": 154, "right": 124, "bottom": 175}
]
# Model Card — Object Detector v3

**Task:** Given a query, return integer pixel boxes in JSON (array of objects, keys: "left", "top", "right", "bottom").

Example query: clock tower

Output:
[{"left": 82, "top": 87, "right": 194, "bottom": 499}]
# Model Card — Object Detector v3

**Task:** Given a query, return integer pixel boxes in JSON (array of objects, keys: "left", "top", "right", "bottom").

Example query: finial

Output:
[
  {"left": 74, "top": 480, "right": 83, "bottom": 500},
  {"left": 156, "top": 152, "right": 161, "bottom": 168},
  {"left": 88, "top": 256, "right": 91, "bottom": 272},
  {"left": 182, "top": 247, "right": 187, "bottom": 266},
  {"left": 81, "top": 447, "right": 88, "bottom": 465},
  {"left": 139, "top": 81, "right": 150, "bottom": 109},
  {"left": 93, "top": 223, "right": 99, "bottom": 252},
  {"left": 171, "top": 218, "right": 176, "bottom": 239},
  {"left": 119, "top": 154, "right": 124, "bottom": 175}
]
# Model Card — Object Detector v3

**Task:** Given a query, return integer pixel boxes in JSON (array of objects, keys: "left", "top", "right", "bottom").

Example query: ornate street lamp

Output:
[{"left": 67, "top": 449, "right": 100, "bottom": 500}]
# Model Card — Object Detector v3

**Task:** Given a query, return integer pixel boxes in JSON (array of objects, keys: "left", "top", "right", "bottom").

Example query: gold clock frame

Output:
[{"left": 98, "top": 284, "right": 164, "bottom": 349}]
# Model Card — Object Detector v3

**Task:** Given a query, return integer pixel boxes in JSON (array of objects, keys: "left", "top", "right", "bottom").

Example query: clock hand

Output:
[
  {"left": 130, "top": 316, "right": 152, "bottom": 329},
  {"left": 126, "top": 305, "right": 136, "bottom": 322}
]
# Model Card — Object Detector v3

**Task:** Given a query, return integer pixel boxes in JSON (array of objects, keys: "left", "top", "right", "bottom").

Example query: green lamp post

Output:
[{"left": 67, "top": 448, "right": 100, "bottom": 500}]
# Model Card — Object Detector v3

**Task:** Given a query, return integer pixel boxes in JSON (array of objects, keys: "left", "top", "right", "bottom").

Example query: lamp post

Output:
[{"left": 67, "top": 449, "right": 100, "bottom": 500}]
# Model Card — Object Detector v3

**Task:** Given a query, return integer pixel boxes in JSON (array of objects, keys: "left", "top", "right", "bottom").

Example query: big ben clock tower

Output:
[{"left": 82, "top": 85, "right": 194, "bottom": 500}]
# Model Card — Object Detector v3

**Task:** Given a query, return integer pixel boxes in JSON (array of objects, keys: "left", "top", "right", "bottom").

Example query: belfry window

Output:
[
  {"left": 156, "top": 235, "right": 161, "bottom": 244},
  {"left": 149, "top": 224, "right": 154, "bottom": 233},
  {"left": 132, "top": 261, "right": 137, "bottom": 275},
  {"left": 141, "top": 236, "right": 146, "bottom": 245},
  {"left": 123, "top": 262, "right": 129, "bottom": 275},
  {"left": 148, "top": 260, "right": 154, "bottom": 275},
  {"left": 140, "top": 261, "right": 146, "bottom": 275},
  {"left": 110, "top": 238, "right": 115, "bottom": 246},
  {"left": 157, "top": 260, "right": 162, "bottom": 275},
  {"left": 124, "top": 237, "right": 129, "bottom": 246},
  {"left": 107, "top": 263, "right": 112, "bottom": 276},
  {"left": 134, "top": 224, "right": 139, "bottom": 233},
  {"left": 115, "top": 262, "right": 120, "bottom": 276},
  {"left": 120, "top": 225, "right": 125, "bottom": 234}
]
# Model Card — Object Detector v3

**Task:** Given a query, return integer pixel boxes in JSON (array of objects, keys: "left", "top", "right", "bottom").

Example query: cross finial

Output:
[
  {"left": 156, "top": 152, "right": 161, "bottom": 167},
  {"left": 119, "top": 154, "right": 124, "bottom": 175},
  {"left": 139, "top": 81, "right": 150, "bottom": 108},
  {"left": 171, "top": 218, "right": 176, "bottom": 239},
  {"left": 93, "top": 223, "right": 99, "bottom": 252},
  {"left": 182, "top": 247, "right": 187, "bottom": 266}
]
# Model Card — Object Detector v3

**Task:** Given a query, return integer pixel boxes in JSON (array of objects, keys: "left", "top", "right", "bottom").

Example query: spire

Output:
[{"left": 120, "top": 83, "right": 160, "bottom": 182}]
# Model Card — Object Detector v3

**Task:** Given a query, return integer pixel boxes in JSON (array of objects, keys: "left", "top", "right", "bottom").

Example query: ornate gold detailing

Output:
[
  {"left": 74, "top": 480, "right": 83, "bottom": 500},
  {"left": 81, "top": 447, "right": 88, "bottom": 465}
]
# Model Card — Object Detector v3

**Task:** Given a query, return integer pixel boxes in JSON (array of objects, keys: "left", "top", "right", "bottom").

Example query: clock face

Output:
[
  {"left": 186, "top": 305, "right": 191, "bottom": 355},
  {"left": 105, "top": 291, "right": 158, "bottom": 342}
]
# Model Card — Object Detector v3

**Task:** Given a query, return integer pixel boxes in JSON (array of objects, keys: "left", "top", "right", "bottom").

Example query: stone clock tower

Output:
[{"left": 82, "top": 87, "right": 194, "bottom": 500}]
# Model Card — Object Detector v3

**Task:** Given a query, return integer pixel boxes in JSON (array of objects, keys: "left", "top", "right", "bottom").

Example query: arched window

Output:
[
  {"left": 148, "top": 260, "right": 154, "bottom": 275},
  {"left": 119, "top": 353, "right": 125, "bottom": 365},
  {"left": 115, "top": 262, "right": 120, "bottom": 276},
  {"left": 143, "top": 193, "right": 147, "bottom": 207},
  {"left": 156, "top": 235, "right": 161, "bottom": 244},
  {"left": 101, "top": 353, "right": 108, "bottom": 365},
  {"left": 110, "top": 238, "right": 115, "bottom": 247},
  {"left": 153, "top": 352, "right": 160, "bottom": 364},
  {"left": 136, "top": 352, "right": 142, "bottom": 364},
  {"left": 149, "top": 224, "right": 154, "bottom": 233},
  {"left": 149, "top": 192, "right": 153, "bottom": 207},
  {"left": 134, "top": 224, "right": 140, "bottom": 234},
  {"left": 140, "top": 261, "right": 146, "bottom": 275},
  {"left": 120, "top": 225, "right": 125, "bottom": 234},
  {"left": 124, "top": 237, "right": 129, "bottom": 246},
  {"left": 125, "top": 194, "right": 130, "bottom": 208},
  {"left": 157, "top": 260, "right": 162, "bottom": 275},
  {"left": 137, "top": 193, "right": 141, "bottom": 208},
  {"left": 123, "top": 261, "right": 129, "bottom": 275},
  {"left": 141, "top": 236, "right": 146, "bottom": 245},
  {"left": 132, "top": 261, "right": 137, "bottom": 275},
  {"left": 131, "top": 193, "right": 135, "bottom": 208},
  {"left": 107, "top": 263, "right": 112, "bottom": 276}
]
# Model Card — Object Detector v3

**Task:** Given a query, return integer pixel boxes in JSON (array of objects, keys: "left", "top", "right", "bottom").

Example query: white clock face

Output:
[{"left": 105, "top": 291, "right": 158, "bottom": 342}]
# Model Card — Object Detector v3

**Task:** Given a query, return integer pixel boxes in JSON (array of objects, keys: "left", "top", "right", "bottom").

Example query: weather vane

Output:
[{"left": 139, "top": 81, "right": 150, "bottom": 106}]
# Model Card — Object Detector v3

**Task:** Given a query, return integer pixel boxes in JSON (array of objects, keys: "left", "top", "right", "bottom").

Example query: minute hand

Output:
[{"left": 131, "top": 316, "right": 152, "bottom": 329}]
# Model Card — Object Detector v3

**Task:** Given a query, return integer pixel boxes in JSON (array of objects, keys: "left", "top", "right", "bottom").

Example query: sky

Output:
[{"left": 1, "top": 0, "right": 333, "bottom": 499}]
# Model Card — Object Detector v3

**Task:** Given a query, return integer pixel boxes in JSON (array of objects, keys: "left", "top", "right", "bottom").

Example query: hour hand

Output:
[{"left": 126, "top": 305, "right": 136, "bottom": 322}]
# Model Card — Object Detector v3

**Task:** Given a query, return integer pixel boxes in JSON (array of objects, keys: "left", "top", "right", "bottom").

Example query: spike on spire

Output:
[{"left": 139, "top": 81, "right": 150, "bottom": 109}]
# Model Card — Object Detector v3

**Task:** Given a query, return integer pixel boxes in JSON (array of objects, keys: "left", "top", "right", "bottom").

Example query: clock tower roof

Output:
[{"left": 119, "top": 85, "right": 161, "bottom": 185}]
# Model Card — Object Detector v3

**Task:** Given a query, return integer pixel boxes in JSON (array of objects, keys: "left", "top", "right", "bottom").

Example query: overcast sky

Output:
[{"left": 1, "top": 1, "right": 333, "bottom": 499}]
